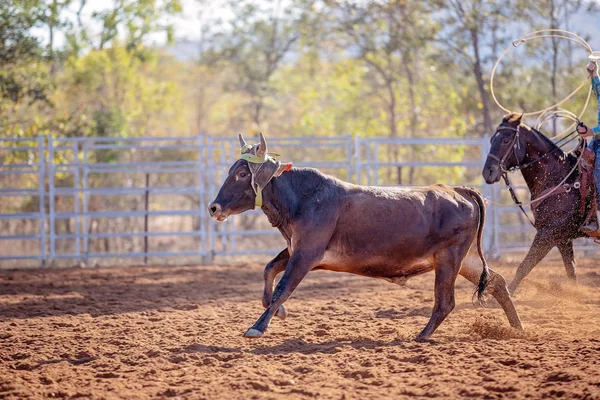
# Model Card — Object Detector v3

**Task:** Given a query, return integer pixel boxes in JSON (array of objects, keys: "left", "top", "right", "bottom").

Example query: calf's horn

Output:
[
  {"left": 239, "top": 133, "right": 248, "bottom": 148},
  {"left": 257, "top": 132, "right": 268, "bottom": 157}
]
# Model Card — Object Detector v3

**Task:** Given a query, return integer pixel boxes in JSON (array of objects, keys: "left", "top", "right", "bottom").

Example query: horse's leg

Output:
[
  {"left": 557, "top": 240, "right": 577, "bottom": 283},
  {"left": 508, "top": 233, "right": 554, "bottom": 294}
]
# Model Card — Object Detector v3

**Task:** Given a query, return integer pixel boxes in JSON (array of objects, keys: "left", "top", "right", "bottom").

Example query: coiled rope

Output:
[
  {"left": 490, "top": 29, "right": 594, "bottom": 121},
  {"left": 486, "top": 30, "right": 597, "bottom": 213}
]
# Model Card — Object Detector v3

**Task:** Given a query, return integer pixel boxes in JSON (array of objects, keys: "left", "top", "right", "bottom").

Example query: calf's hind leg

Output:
[
  {"left": 416, "top": 248, "right": 463, "bottom": 342},
  {"left": 459, "top": 254, "right": 523, "bottom": 330}
]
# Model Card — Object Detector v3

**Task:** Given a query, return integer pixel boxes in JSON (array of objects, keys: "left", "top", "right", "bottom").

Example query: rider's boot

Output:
[{"left": 581, "top": 210, "right": 600, "bottom": 233}]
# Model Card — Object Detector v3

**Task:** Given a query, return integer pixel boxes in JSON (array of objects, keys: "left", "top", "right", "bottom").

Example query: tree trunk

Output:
[
  {"left": 550, "top": 0, "right": 559, "bottom": 136},
  {"left": 470, "top": 29, "right": 493, "bottom": 136},
  {"left": 402, "top": 50, "right": 418, "bottom": 184},
  {"left": 402, "top": 52, "right": 418, "bottom": 138},
  {"left": 253, "top": 98, "right": 263, "bottom": 129},
  {"left": 387, "top": 80, "right": 397, "bottom": 185}
]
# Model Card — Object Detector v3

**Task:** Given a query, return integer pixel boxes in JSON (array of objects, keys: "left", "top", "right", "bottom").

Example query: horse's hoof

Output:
[
  {"left": 243, "top": 328, "right": 264, "bottom": 338},
  {"left": 275, "top": 305, "right": 287, "bottom": 320}
]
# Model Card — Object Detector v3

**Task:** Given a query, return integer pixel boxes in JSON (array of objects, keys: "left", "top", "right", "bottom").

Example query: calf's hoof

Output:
[
  {"left": 275, "top": 305, "right": 287, "bottom": 320},
  {"left": 513, "top": 322, "right": 525, "bottom": 331},
  {"left": 243, "top": 328, "right": 264, "bottom": 338},
  {"left": 415, "top": 334, "right": 432, "bottom": 343}
]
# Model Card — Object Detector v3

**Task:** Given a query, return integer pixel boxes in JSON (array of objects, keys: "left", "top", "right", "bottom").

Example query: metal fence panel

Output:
[
  {"left": 2, "top": 134, "right": 599, "bottom": 267},
  {"left": 45, "top": 136, "right": 213, "bottom": 266},
  {"left": 0, "top": 137, "right": 46, "bottom": 266}
]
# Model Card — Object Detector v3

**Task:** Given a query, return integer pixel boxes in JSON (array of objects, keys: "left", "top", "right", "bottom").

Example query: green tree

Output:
[
  {"left": 328, "top": 0, "right": 440, "bottom": 139},
  {"left": 68, "top": 0, "right": 182, "bottom": 53},
  {"left": 437, "top": 0, "right": 517, "bottom": 135},
  {"left": 199, "top": 0, "right": 312, "bottom": 130},
  {"left": 516, "top": 0, "right": 598, "bottom": 134},
  {"left": 0, "top": 0, "right": 57, "bottom": 137}
]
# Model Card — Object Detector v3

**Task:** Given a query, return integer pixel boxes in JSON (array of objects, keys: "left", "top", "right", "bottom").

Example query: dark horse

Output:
[{"left": 482, "top": 113, "right": 593, "bottom": 294}]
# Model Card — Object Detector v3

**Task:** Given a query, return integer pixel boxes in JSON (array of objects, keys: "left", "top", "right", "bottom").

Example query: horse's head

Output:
[{"left": 482, "top": 113, "right": 529, "bottom": 184}]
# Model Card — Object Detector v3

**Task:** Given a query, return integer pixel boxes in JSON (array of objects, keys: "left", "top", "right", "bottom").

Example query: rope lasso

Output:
[
  {"left": 535, "top": 108, "right": 581, "bottom": 141},
  {"left": 490, "top": 29, "right": 594, "bottom": 120},
  {"left": 486, "top": 29, "right": 596, "bottom": 217}
]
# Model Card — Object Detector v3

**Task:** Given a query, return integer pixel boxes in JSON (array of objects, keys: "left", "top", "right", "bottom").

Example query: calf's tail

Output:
[{"left": 466, "top": 188, "right": 489, "bottom": 304}]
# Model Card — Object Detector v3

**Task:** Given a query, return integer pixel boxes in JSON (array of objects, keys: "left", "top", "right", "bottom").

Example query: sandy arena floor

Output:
[{"left": 0, "top": 259, "right": 599, "bottom": 399}]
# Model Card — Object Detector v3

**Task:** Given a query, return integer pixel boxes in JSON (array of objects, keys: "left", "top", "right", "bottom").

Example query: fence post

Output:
[
  {"left": 366, "top": 139, "right": 372, "bottom": 186},
  {"left": 82, "top": 141, "right": 89, "bottom": 266},
  {"left": 207, "top": 136, "right": 216, "bottom": 261},
  {"left": 374, "top": 143, "right": 380, "bottom": 186},
  {"left": 492, "top": 178, "right": 501, "bottom": 259},
  {"left": 73, "top": 142, "right": 81, "bottom": 264},
  {"left": 480, "top": 134, "right": 494, "bottom": 256},
  {"left": 345, "top": 134, "right": 352, "bottom": 182},
  {"left": 354, "top": 136, "right": 361, "bottom": 185},
  {"left": 197, "top": 135, "right": 207, "bottom": 261},
  {"left": 144, "top": 173, "right": 150, "bottom": 265},
  {"left": 48, "top": 137, "right": 56, "bottom": 265},
  {"left": 38, "top": 136, "right": 46, "bottom": 267}
]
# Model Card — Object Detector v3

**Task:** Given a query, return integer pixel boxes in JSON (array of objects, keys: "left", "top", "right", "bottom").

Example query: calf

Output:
[{"left": 208, "top": 133, "right": 523, "bottom": 341}]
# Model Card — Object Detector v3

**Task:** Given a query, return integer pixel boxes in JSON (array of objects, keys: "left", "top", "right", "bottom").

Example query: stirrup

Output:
[{"left": 581, "top": 221, "right": 600, "bottom": 234}]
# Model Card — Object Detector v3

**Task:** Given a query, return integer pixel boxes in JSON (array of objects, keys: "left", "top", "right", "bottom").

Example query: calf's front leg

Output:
[
  {"left": 244, "top": 249, "right": 322, "bottom": 338},
  {"left": 416, "top": 247, "right": 462, "bottom": 341},
  {"left": 263, "top": 249, "right": 290, "bottom": 319}
]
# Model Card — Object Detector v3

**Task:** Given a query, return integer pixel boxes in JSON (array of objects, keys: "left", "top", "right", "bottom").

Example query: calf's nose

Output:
[{"left": 208, "top": 202, "right": 222, "bottom": 216}]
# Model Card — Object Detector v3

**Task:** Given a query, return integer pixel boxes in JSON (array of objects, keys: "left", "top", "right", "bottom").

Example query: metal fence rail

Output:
[
  {"left": 1, "top": 134, "right": 599, "bottom": 267},
  {"left": 44, "top": 136, "right": 215, "bottom": 265},
  {"left": 0, "top": 137, "right": 46, "bottom": 264}
]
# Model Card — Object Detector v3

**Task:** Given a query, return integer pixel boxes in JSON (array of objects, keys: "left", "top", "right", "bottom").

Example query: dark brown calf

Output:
[{"left": 209, "top": 134, "right": 523, "bottom": 341}]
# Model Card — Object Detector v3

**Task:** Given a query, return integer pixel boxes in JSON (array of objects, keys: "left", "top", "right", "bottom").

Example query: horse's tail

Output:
[{"left": 466, "top": 187, "right": 489, "bottom": 304}]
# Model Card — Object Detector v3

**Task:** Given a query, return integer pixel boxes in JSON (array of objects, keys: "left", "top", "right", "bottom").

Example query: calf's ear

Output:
[{"left": 274, "top": 162, "right": 293, "bottom": 177}]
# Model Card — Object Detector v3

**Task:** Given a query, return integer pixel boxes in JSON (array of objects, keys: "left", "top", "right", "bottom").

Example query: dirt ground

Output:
[{"left": 0, "top": 258, "right": 599, "bottom": 400}]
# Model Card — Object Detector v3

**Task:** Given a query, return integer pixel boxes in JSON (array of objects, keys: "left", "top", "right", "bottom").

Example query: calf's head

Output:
[{"left": 208, "top": 133, "right": 291, "bottom": 221}]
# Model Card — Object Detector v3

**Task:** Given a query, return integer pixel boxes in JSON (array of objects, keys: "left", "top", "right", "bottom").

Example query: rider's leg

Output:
[
  {"left": 594, "top": 144, "right": 600, "bottom": 224},
  {"left": 583, "top": 140, "right": 600, "bottom": 231}
]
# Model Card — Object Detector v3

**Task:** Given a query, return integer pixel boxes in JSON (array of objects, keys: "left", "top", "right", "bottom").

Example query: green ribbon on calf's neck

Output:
[
  {"left": 240, "top": 151, "right": 285, "bottom": 209},
  {"left": 240, "top": 152, "right": 281, "bottom": 164}
]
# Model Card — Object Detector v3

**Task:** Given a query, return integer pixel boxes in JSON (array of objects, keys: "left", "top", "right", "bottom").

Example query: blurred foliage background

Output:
[
  {"left": 2, "top": 0, "right": 599, "bottom": 142},
  {"left": 2, "top": 0, "right": 600, "bottom": 263}
]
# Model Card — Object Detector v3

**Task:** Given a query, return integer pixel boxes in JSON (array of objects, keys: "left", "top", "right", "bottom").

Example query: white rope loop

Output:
[
  {"left": 487, "top": 30, "right": 594, "bottom": 211},
  {"left": 535, "top": 108, "right": 581, "bottom": 143},
  {"left": 490, "top": 29, "right": 594, "bottom": 119}
]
